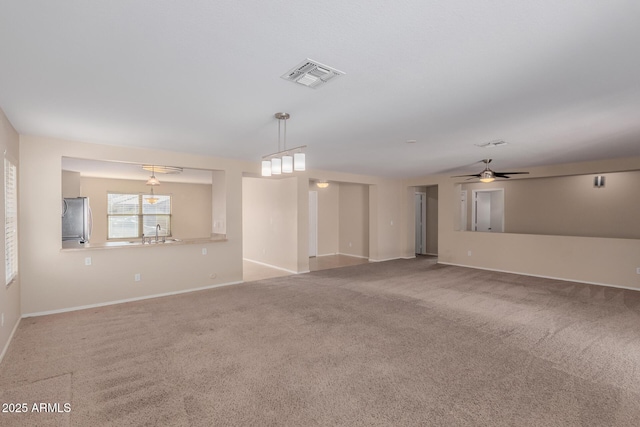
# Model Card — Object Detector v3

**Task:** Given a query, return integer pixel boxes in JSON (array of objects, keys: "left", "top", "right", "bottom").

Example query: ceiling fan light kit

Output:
[
  {"left": 479, "top": 170, "right": 495, "bottom": 183},
  {"left": 261, "top": 113, "right": 306, "bottom": 177}
]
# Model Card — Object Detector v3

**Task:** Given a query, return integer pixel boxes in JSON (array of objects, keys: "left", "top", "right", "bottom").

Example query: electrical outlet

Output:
[
  {"left": 636, "top": 267, "right": 640, "bottom": 275},
  {"left": 134, "top": 273, "right": 141, "bottom": 282},
  {"left": 202, "top": 248, "right": 207, "bottom": 255},
  {"left": 85, "top": 257, "right": 92, "bottom": 266},
  {"left": 468, "top": 250, "right": 472, "bottom": 256}
]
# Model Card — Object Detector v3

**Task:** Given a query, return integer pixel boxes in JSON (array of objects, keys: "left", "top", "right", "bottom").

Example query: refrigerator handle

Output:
[
  {"left": 62, "top": 199, "right": 68, "bottom": 217},
  {"left": 88, "top": 206, "right": 93, "bottom": 241}
]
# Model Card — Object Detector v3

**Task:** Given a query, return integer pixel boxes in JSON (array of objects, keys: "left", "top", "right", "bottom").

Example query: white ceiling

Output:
[{"left": 1, "top": 1, "right": 639, "bottom": 178}]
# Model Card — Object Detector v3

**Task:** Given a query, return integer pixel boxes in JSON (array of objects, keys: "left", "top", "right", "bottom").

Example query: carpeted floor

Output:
[{"left": 1, "top": 258, "right": 640, "bottom": 426}]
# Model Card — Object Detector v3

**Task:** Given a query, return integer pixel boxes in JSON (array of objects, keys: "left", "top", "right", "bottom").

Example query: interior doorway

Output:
[
  {"left": 414, "top": 185, "right": 438, "bottom": 256},
  {"left": 472, "top": 189, "right": 504, "bottom": 232},
  {"left": 415, "top": 192, "right": 426, "bottom": 254}
]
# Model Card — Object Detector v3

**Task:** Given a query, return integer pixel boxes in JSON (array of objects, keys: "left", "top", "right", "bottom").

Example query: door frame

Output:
[
  {"left": 414, "top": 192, "right": 427, "bottom": 254},
  {"left": 309, "top": 191, "right": 318, "bottom": 257},
  {"left": 471, "top": 188, "right": 504, "bottom": 232},
  {"left": 460, "top": 190, "right": 467, "bottom": 231}
]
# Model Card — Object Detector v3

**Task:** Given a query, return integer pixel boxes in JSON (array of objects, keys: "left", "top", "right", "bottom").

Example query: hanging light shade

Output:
[
  {"left": 146, "top": 165, "right": 160, "bottom": 186},
  {"left": 271, "top": 157, "right": 282, "bottom": 175},
  {"left": 294, "top": 152, "right": 306, "bottom": 171},
  {"left": 260, "top": 112, "right": 307, "bottom": 177},
  {"left": 282, "top": 155, "right": 294, "bottom": 173},
  {"left": 261, "top": 160, "right": 272, "bottom": 177},
  {"left": 146, "top": 187, "right": 159, "bottom": 204},
  {"left": 316, "top": 181, "right": 329, "bottom": 188}
]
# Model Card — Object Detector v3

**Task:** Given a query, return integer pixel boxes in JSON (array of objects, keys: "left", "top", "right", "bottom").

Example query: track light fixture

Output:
[{"left": 261, "top": 113, "right": 306, "bottom": 177}]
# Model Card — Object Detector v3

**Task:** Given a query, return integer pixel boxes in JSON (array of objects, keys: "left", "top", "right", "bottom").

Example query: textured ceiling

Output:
[{"left": 1, "top": 1, "right": 639, "bottom": 178}]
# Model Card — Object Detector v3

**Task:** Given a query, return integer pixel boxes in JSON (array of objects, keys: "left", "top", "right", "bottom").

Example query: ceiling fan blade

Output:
[
  {"left": 451, "top": 173, "right": 481, "bottom": 178},
  {"left": 493, "top": 172, "right": 530, "bottom": 178}
]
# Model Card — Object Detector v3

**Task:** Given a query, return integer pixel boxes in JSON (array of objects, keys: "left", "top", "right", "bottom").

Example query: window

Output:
[
  {"left": 5, "top": 158, "right": 18, "bottom": 285},
  {"left": 107, "top": 193, "right": 171, "bottom": 239}
]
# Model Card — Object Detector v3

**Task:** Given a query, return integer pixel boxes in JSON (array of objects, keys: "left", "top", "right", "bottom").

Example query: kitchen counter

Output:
[{"left": 61, "top": 234, "right": 227, "bottom": 251}]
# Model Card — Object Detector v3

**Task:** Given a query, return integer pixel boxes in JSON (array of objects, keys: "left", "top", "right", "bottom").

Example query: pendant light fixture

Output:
[
  {"left": 261, "top": 113, "right": 306, "bottom": 177},
  {"left": 146, "top": 165, "right": 160, "bottom": 186},
  {"left": 145, "top": 187, "right": 159, "bottom": 204}
]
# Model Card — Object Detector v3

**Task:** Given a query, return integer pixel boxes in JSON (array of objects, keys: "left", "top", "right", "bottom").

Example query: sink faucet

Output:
[
  {"left": 155, "top": 224, "right": 161, "bottom": 243},
  {"left": 142, "top": 233, "right": 146, "bottom": 244}
]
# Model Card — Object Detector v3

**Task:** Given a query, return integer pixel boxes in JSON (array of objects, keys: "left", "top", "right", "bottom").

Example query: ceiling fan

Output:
[{"left": 452, "top": 159, "right": 529, "bottom": 183}]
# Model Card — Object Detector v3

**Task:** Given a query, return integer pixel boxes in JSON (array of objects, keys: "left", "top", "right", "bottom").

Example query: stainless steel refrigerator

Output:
[{"left": 62, "top": 197, "right": 92, "bottom": 243}]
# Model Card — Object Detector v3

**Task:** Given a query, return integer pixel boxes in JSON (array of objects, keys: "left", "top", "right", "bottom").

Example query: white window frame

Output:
[
  {"left": 5, "top": 157, "right": 18, "bottom": 286},
  {"left": 107, "top": 193, "right": 172, "bottom": 240}
]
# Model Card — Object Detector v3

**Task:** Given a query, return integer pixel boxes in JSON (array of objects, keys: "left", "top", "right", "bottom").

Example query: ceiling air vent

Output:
[
  {"left": 475, "top": 139, "right": 509, "bottom": 148},
  {"left": 281, "top": 59, "right": 345, "bottom": 89}
]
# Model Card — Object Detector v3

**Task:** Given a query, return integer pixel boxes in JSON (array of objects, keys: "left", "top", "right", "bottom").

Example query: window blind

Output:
[
  {"left": 107, "top": 193, "right": 171, "bottom": 239},
  {"left": 5, "top": 158, "right": 18, "bottom": 285}
]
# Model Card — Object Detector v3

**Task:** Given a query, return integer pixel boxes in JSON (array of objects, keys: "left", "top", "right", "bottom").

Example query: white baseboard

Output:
[
  {"left": 22, "top": 280, "right": 244, "bottom": 318},
  {"left": 0, "top": 317, "right": 21, "bottom": 365},
  {"left": 336, "top": 252, "right": 369, "bottom": 260},
  {"left": 243, "top": 258, "right": 299, "bottom": 274},
  {"left": 369, "top": 256, "right": 415, "bottom": 263},
  {"left": 437, "top": 262, "right": 639, "bottom": 292}
]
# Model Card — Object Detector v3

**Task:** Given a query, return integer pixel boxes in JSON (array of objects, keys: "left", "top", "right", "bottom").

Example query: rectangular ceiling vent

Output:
[
  {"left": 475, "top": 140, "right": 509, "bottom": 148},
  {"left": 281, "top": 58, "right": 345, "bottom": 89}
]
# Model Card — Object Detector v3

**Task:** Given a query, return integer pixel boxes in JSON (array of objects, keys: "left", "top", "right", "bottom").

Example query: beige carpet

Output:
[{"left": 1, "top": 258, "right": 640, "bottom": 426}]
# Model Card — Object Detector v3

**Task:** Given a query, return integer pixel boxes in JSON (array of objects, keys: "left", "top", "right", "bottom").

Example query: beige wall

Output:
[
  {"left": 0, "top": 108, "right": 20, "bottom": 361},
  {"left": 425, "top": 186, "right": 439, "bottom": 255},
  {"left": 77, "top": 177, "right": 212, "bottom": 244},
  {"left": 462, "top": 170, "right": 640, "bottom": 238},
  {"left": 61, "top": 170, "right": 81, "bottom": 198},
  {"left": 406, "top": 156, "right": 640, "bottom": 290},
  {"left": 370, "top": 182, "right": 409, "bottom": 261},
  {"left": 19, "top": 135, "right": 246, "bottom": 315},
  {"left": 338, "top": 183, "right": 369, "bottom": 258},
  {"left": 212, "top": 170, "right": 226, "bottom": 234},
  {"left": 243, "top": 177, "right": 299, "bottom": 272}
]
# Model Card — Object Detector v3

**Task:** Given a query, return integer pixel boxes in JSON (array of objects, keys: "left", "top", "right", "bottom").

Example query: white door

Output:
[
  {"left": 415, "top": 192, "right": 426, "bottom": 254},
  {"left": 460, "top": 190, "right": 467, "bottom": 231},
  {"left": 309, "top": 191, "right": 318, "bottom": 257},
  {"left": 473, "top": 189, "right": 504, "bottom": 232},
  {"left": 475, "top": 192, "right": 491, "bottom": 231}
]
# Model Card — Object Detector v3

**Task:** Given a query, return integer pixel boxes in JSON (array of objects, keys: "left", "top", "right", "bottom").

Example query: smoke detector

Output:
[{"left": 281, "top": 58, "right": 345, "bottom": 89}]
